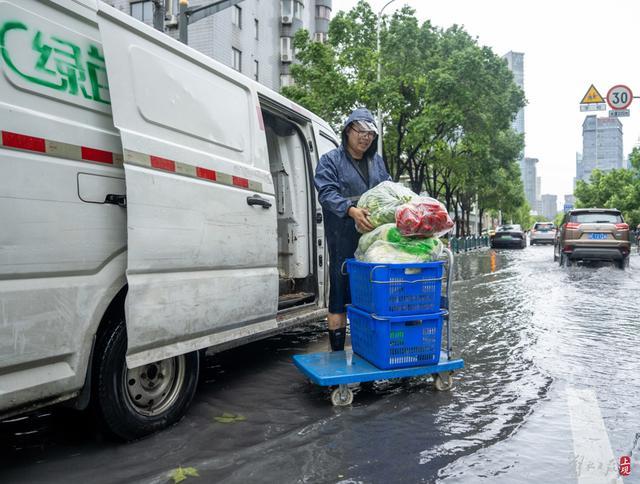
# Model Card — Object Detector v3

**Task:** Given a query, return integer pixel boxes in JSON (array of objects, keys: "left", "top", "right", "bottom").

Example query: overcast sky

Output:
[{"left": 336, "top": 0, "right": 640, "bottom": 203}]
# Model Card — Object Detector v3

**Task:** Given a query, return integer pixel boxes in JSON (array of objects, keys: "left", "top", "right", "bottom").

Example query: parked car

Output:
[
  {"left": 530, "top": 222, "right": 556, "bottom": 245},
  {"left": 490, "top": 224, "right": 526, "bottom": 249},
  {"left": 554, "top": 208, "right": 631, "bottom": 268}
]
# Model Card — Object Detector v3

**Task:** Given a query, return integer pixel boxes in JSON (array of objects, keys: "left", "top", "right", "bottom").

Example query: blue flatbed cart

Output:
[{"left": 293, "top": 248, "right": 464, "bottom": 406}]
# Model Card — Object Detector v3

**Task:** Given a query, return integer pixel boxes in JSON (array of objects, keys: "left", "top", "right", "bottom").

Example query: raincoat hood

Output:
[{"left": 341, "top": 108, "right": 379, "bottom": 159}]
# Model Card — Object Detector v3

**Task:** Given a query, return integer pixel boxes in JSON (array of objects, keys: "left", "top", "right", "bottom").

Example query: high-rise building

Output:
[
  {"left": 110, "top": 0, "right": 332, "bottom": 91},
  {"left": 522, "top": 157, "right": 538, "bottom": 210},
  {"left": 503, "top": 52, "right": 524, "bottom": 138},
  {"left": 541, "top": 194, "right": 557, "bottom": 221},
  {"left": 580, "top": 115, "right": 623, "bottom": 182},
  {"left": 503, "top": 51, "right": 540, "bottom": 214}
]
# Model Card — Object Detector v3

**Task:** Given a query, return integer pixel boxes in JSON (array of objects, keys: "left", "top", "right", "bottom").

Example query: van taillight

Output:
[
  {"left": 615, "top": 223, "right": 629, "bottom": 230},
  {"left": 565, "top": 222, "right": 580, "bottom": 229}
]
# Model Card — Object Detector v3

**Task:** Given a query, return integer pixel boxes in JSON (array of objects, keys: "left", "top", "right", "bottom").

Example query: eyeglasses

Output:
[{"left": 350, "top": 127, "right": 376, "bottom": 138}]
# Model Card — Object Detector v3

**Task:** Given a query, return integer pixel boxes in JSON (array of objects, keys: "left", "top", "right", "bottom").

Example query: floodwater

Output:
[{"left": 1, "top": 246, "right": 639, "bottom": 483}]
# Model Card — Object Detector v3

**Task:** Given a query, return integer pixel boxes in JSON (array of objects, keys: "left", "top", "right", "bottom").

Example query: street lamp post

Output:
[{"left": 376, "top": 0, "right": 396, "bottom": 157}]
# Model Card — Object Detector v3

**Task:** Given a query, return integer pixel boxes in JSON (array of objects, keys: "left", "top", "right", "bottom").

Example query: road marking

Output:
[{"left": 567, "top": 387, "right": 623, "bottom": 484}]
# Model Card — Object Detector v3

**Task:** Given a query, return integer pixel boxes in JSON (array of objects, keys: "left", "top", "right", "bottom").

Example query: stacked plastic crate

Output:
[{"left": 345, "top": 259, "right": 446, "bottom": 370}]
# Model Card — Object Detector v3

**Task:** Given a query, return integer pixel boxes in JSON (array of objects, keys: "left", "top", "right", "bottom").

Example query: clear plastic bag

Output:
[
  {"left": 356, "top": 181, "right": 417, "bottom": 230},
  {"left": 355, "top": 223, "right": 443, "bottom": 263},
  {"left": 395, "top": 197, "right": 454, "bottom": 238},
  {"left": 360, "top": 239, "right": 443, "bottom": 263}
]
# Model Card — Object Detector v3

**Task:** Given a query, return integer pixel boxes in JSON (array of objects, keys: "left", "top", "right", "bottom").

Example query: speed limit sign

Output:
[{"left": 606, "top": 85, "right": 633, "bottom": 110}]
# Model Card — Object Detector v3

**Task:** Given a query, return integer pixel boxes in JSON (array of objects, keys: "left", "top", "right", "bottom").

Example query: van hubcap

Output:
[{"left": 125, "top": 356, "right": 186, "bottom": 416}]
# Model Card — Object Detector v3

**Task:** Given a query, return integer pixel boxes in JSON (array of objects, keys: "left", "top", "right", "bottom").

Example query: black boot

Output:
[{"left": 328, "top": 328, "right": 346, "bottom": 352}]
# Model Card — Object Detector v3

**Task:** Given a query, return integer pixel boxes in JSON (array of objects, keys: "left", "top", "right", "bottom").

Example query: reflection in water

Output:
[
  {"left": 2, "top": 247, "right": 639, "bottom": 483},
  {"left": 440, "top": 247, "right": 640, "bottom": 482}
]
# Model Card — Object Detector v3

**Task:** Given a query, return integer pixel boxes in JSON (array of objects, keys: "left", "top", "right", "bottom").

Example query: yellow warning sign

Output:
[{"left": 580, "top": 84, "right": 605, "bottom": 104}]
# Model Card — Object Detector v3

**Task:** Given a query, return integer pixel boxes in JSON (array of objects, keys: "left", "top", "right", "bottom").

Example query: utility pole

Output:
[
  {"left": 179, "top": 0, "right": 245, "bottom": 45},
  {"left": 376, "top": 0, "right": 396, "bottom": 157}
]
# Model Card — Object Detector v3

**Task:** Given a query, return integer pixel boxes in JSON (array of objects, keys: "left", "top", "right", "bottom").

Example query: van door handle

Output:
[
  {"left": 246, "top": 194, "right": 272, "bottom": 209},
  {"left": 105, "top": 194, "right": 127, "bottom": 207}
]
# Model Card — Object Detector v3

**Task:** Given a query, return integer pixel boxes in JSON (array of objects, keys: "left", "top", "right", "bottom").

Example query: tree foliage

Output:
[
  {"left": 282, "top": 1, "right": 527, "bottom": 235},
  {"left": 574, "top": 150, "right": 640, "bottom": 227}
]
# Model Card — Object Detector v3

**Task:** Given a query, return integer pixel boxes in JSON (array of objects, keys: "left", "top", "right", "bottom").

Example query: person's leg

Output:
[
  {"left": 328, "top": 312, "right": 347, "bottom": 351},
  {"left": 326, "top": 215, "right": 360, "bottom": 352}
]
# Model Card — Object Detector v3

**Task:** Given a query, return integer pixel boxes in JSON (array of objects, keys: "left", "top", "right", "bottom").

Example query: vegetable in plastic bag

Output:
[
  {"left": 361, "top": 239, "right": 443, "bottom": 263},
  {"left": 356, "top": 181, "right": 416, "bottom": 229},
  {"left": 355, "top": 223, "right": 443, "bottom": 262},
  {"left": 395, "top": 197, "right": 454, "bottom": 238}
]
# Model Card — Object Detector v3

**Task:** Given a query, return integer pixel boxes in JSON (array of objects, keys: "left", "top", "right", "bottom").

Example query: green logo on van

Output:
[{"left": 0, "top": 21, "right": 110, "bottom": 105}]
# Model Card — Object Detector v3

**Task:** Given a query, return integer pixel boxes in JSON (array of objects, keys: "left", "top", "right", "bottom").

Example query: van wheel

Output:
[
  {"left": 93, "top": 318, "right": 200, "bottom": 441},
  {"left": 617, "top": 257, "right": 629, "bottom": 270}
]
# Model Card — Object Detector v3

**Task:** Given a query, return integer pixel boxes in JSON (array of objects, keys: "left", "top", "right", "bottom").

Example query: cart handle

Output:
[
  {"left": 369, "top": 265, "right": 444, "bottom": 284},
  {"left": 369, "top": 309, "right": 448, "bottom": 320}
]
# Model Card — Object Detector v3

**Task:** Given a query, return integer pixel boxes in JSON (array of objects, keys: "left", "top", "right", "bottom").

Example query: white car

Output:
[{"left": 530, "top": 222, "right": 556, "bottom": 245}]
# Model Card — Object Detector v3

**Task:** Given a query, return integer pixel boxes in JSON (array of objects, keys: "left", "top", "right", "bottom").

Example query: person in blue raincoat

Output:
[{"left": 314, "top": 107, "right": 391, "bottom": 351}]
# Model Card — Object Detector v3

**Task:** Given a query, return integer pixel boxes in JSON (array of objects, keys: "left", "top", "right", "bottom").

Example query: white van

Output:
[{"left": 0, "top": 0, "right": 338, "bottom": 439}]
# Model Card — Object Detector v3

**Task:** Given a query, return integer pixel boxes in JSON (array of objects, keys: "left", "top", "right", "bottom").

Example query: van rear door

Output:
[{"left": 96, "top": 5, "right": 278, "bottom": 368}]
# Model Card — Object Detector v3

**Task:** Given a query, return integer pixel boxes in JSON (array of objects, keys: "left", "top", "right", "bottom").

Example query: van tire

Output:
[{"left": 94, "top": 318, "right": 200, "bottom": 441}]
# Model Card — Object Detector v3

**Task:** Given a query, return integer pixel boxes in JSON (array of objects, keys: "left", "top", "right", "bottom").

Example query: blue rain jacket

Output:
[
  {"left": 314, "top": 108, "right": 391, "bottom": 312},
  {"left": 314, "top": 108, "right": 391, "bottom": 228}
]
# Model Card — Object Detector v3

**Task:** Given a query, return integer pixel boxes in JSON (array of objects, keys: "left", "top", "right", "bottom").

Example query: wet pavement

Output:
[{"left": 1, "top": 245, "right": 639, "bottom": 483}]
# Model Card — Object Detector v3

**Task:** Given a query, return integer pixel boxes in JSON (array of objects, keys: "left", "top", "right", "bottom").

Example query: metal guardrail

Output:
[{"left": 447, "top": 235, "right": 490, "bottom": 253}]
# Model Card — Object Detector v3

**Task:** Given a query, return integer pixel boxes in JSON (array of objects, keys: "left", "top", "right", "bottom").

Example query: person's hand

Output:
[{"left": 348, "top": 206, "right": 374, "bottom": 232}]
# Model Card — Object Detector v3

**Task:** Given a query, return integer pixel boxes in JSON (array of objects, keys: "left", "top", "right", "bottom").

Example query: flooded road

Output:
[{"left": 2, "top": 246, "right": 639, "bottom": 483}]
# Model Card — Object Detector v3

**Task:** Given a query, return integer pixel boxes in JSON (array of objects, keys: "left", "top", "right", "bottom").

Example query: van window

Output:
[{"left": 317, "top": 132, "right": 338, "bottom": 158}]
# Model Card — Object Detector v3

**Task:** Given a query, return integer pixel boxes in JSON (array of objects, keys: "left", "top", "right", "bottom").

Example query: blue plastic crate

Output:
[
  {"left": 348, "top": 306, "right": 444, "bottom": 370},
  {"left": 346, "top": 259, "right": 444, "bottom": 316}
]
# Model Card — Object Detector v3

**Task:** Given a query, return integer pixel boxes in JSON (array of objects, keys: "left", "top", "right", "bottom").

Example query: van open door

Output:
[{"left": 96, "top": 5, "right": 278, "bottom": 368}]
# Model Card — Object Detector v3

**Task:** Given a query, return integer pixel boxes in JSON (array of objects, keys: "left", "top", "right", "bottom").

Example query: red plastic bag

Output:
[{"left": 395, "top": 197, "right": 454, "bottom": 237}]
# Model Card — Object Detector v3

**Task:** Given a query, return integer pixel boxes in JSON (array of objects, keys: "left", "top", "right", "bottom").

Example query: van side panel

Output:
[
  {"left": 0, "top": 0, "right": 126, "bottom": 412},
  {"left": 96, "top": 5, "right": 279, "bottom": 366}
]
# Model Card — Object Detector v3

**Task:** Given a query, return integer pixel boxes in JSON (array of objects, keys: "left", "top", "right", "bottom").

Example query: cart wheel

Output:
[
  {"left": 330, "top": 385, "right": 354, "bottom": 406},
  {"left": 433, "top": 372, "right": 454, "bottom": 391}
]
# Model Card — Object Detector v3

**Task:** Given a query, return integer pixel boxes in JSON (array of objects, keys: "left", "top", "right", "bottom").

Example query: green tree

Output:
[
  {"left": 282, "top": 1, "right": 528, "bottom": 233},
  {"left": 575, "top": 163, "right": 640, "bottom": 227}
]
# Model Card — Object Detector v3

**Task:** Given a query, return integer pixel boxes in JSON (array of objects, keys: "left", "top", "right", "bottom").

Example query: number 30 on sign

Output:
[{"left": 607, "top": 85, "right": 633, "bottom": 110}]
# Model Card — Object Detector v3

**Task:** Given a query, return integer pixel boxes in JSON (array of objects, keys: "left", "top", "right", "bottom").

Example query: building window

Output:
[
  {"left": 232, "top": 48, "right": 242, "bottom": 72},
  {"left": 293, "top": 1, "right": 304, "bottom": 20},
  {"left": 131, "top": 0, "right": 153, "bottom": 22},
  {"left": 254, "top": 19, "right": 259, "bottom": 40},
  {"left": 316, "top": 5, "right": 331, "bottom": 20},
  {"left": 254, "top": 60, "right": 259, "bottom": 81},
  {"left": 314, "top": 32, "right": 328, "bottom": 43},
  {"left": 280, "top": 37, "right": 293, "bottom": 62},
  {"left": 233, "top": 5, "right": 242, "bottom": 28}
]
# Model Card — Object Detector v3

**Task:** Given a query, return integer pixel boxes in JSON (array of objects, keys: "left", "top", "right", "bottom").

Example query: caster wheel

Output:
[
  {"left": 433, "top": 372, "right": 454, "bottom": 391},
  {"left": 331, "top": 385, "right": 354, "bottom": 406}
]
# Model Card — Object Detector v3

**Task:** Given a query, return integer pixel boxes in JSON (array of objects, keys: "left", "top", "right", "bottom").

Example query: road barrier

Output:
[{"left": 446, "top": 235, "right": 490, "bottom": 253}]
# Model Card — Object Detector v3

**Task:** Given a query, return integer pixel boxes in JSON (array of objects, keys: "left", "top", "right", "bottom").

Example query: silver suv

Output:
[{"left": 530, "top": 222, "right": 556, "bottom": 245}]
